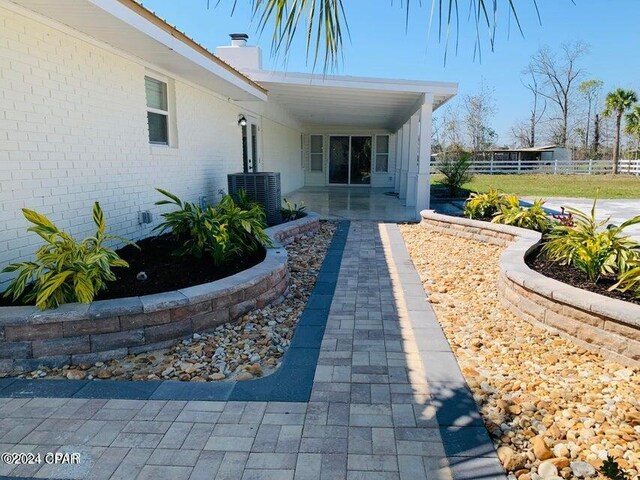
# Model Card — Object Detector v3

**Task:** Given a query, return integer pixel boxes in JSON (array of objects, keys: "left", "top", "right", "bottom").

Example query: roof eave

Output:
[{"left": 115, "top": 0, "right": 267, "bottom": 97}]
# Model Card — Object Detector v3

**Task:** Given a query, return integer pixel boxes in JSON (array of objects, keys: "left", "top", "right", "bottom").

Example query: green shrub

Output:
[
  {"left": 437, "top": 152, "right": 473, "bottom": 197},
  {"left": 491, "top": 198, "right": 551, "bottom": 232},
  {"left": 154, "top": 189, "right": 227, "bottom": 260},
  {"left": 281, "top": 198, "right": 306, "bottom": 222},
  {"left": 215, "top": 194, "right": 271, "bottom": 254},
  {"left": 2, "top": 203, "right": 134, "bottom": 310},
  {"left": 464, "top": 188, "right": 517, "bottom": 219},
  {"left": 155, "top": 189, "right": 271, "bottom": 266},
  {"left": 234, "top": 189, "right": 263, "bottom": 213},
  {"left": 542, "top": 198, "right": 640, "bottom": 282}
]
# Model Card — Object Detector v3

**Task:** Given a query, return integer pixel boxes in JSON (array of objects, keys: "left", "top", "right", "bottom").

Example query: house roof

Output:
[
  {"left": 244, "top": 70, "right": 458, "bottom": 130},
  {"left": 9, "top": 0, "right": 267, "bottom": 101},
  {"left": 11, "top": 0, "right": 458, "bottom": 129}
]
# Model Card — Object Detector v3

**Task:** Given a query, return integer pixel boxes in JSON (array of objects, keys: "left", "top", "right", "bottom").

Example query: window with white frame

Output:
[
  {"left": 310, "top": 135, "right": 324, "bottom": 171},
  {"left": 375, "top": 135, "right": 390, "bottom": 172},
  {"left": 145, "top": 75, "right": 170, "bottom": 145}
]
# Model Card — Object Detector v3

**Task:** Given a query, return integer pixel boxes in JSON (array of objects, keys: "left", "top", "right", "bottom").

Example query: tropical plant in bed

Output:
[
  {"left": 464, "top": 187, "right": 517, "bottom": 220},
  {"left": 2, "top": 203, "right": 134, "bottom": 310},
  {"left": 234, "top": 189, "right": 263, "bottom": 213},
  {"left": 611, "top": 264, "right": 640, "bottom": 298},
  {"left": 155, "top": 189, "right": 230, "bottom": 262},
  {"left": 491, "top": 197, "right": 551, "bottom": 232},
  {"left": 281, "top": 198, "right": 306, "bottom": 222},
  {"left": 542, "top": 198, "right": 640, "bottom": 282},
  {"left": 215, "top": 194, "right": 271, "bottom": 253},
  {"left": 155, "top": 189, "right": 270, "bottom": 266}
]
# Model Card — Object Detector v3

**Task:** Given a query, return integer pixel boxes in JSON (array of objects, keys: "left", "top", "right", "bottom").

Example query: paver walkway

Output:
[{"left": 0, "top": 221, "right": 503, "bottom": 480}]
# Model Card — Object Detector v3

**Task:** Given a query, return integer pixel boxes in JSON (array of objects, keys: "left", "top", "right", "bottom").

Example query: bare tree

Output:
[
  {"left": 438, "top": 104, "right": 465, "bottom": 155},
  {"left": 518, "top": 65, "right": 547, "bottom": 147},
  {"left": 577, "top": 79, "right": 604, "bottom": 150},
  {"left": 528, "top": 42, "right": 590, "bottom": 147},
  {"left": 463, "top": 83, "right": 497, "bottom": 159},
  {"left": 510, "top": 119, "right": 533, "bottom": 148}
]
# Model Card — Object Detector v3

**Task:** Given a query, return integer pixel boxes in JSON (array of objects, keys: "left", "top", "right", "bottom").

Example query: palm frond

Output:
[{"left": 219, "top": 0, "right": 546, "bottom": 70}]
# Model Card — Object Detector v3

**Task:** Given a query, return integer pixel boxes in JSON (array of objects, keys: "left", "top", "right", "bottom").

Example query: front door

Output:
[{"left": 328, "top": 135, "right": 372, "bottom": 185}]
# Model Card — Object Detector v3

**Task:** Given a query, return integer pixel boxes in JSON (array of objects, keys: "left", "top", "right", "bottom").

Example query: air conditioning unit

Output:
[{"left": 228, "top": 172, "right": 282, "bottom": 225}]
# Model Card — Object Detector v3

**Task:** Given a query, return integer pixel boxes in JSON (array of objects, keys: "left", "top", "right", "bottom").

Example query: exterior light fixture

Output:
[{"left": 238, "top": 115, "right": 247, "bottom": 127}]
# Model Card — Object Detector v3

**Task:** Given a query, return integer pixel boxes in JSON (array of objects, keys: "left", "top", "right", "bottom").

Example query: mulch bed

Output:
[
  {"left": 526, "top": 248, "right": 640, "bottom": 306},
  {"left": 0, "top": 234, "right": 265, "bottom": 305},
  {"left": 96, "top": 235, "right": 265, "bottom": 300}
]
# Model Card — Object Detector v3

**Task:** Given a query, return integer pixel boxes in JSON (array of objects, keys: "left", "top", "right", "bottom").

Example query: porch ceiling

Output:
[{"left": 247, "top": 70, "right": 458, "bottom": 131}]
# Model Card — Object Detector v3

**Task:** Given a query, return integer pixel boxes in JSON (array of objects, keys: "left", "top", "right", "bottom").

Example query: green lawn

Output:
[{"left": 431, "top": 174, "right": 640, "bottom": 199}]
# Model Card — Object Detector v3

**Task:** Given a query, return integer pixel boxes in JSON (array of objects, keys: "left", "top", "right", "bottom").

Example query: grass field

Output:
[{"left": 431, "top": 174, "right": 640, "bottom": 199}]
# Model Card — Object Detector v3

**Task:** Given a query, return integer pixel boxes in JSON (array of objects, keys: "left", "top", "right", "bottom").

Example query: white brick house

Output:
[{"left": 0, "top": 0, "right": 457, "bottom": 285}]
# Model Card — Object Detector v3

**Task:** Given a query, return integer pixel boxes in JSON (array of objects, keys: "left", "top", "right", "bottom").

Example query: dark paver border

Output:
[{"left": 0, "top": 221, "right": 350, "bottom": 402}]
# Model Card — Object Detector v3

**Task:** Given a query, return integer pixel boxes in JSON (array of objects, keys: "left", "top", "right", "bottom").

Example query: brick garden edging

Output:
[
  {"left": 0, "top": 213, "right": 320, "bottom": 372},
  {"left": 0, "top": 221, "right": 349, "bottom": 401},
  {"left": 420, "top": 210, "right": 640, "bottom": 368}
]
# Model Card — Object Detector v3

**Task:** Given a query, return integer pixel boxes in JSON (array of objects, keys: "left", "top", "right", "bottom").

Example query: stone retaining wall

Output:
[
  {"left": 420, "top": 210, "right": 640, "bottom": 368},
  {"left": 0, "top": 213, "right": 320, "bottom": 372}
]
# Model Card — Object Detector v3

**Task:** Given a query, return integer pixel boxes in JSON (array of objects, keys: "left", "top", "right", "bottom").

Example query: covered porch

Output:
[{"left": 245, "top": 70, "right": 458, "bottom": 219}]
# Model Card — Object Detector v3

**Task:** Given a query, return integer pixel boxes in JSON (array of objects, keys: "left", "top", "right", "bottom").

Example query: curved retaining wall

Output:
[
  {"left": 0, "top": 213, "right": 320, "bottom": 372},
  {"left": 420, "top": 210, "right": 640, "bottom": 368}
]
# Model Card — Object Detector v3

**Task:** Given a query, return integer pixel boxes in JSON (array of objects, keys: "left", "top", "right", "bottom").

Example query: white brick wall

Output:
[
  {"left": 0, "top": 5, "right": 303, "bottom": 287},
  {"left": 262, "top": 119, "right": 304, "bottom": 196}
]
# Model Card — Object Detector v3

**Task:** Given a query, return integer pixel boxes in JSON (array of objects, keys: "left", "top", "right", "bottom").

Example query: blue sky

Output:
[{"left": 141, "top": 1, "right": 640, "bottom": 143}]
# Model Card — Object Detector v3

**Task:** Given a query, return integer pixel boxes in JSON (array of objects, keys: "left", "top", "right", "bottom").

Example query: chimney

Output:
[
  {"left": 230, "top": 33, "right": 248, "bottom": 47},
  {"left": 215, "top": 33, "right": 262, "bottom": 71}
]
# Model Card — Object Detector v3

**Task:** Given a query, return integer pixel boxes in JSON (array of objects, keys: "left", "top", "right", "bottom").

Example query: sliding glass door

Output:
[
  {"left": 328, "top": 135, "right": 372, "bottom": 185},
  {"left": 350, "top": 136, "right": 372, "bottom": 184},
  {"left": 328, "top": 136, "right": 349, "bottom": 184}
]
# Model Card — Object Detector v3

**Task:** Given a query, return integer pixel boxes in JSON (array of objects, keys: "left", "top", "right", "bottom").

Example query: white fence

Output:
[{"left": 430, "top": 158, "right": 640, "bottom": 175}]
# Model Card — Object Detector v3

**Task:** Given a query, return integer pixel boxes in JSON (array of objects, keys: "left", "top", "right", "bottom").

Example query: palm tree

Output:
[
  {"left": 238, "top": 0, "right": 545, "bottom": 69},
  {"left": 625, "top": 105, "right": 640, "bottom": 161},
  {"left": 603, "top": 88, "right": 638, "bottom": 174}
]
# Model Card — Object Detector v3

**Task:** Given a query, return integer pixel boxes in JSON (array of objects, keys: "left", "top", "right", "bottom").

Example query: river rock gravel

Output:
[
  {"left": 9, "top": 221, "right": 336, "bottom": 383},
  {"left": 399, "top": 224, "right": 640, "bottom": 480}
]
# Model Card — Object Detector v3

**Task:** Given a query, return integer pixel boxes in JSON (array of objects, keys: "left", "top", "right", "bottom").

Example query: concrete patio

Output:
[{"left": 285, "top": 187, "right": 420, "bottom": 222}]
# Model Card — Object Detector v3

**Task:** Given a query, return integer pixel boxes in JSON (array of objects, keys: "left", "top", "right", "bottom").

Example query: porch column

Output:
[
  {"left": 394, "top": 127, "right": 403, "bottom": 193},
  {"left": 415, "top": 97, "right": 433, "bottom": 214},
  {"left": 405, "top": 112, "right": 420, "bottom": 207},
  {"left": 399, "top": 121, "right": 411, "bottom": 201}
]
